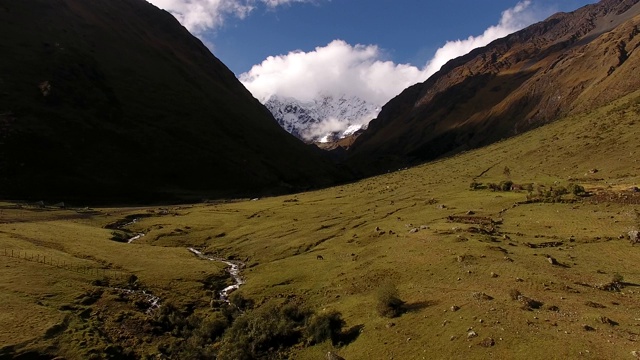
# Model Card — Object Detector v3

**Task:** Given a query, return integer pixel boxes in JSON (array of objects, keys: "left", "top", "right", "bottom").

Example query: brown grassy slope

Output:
[
  {"left": 347, "top": 0, "right": 640, "bottom": 175},
  {"left": 0, "top": 0, "right": 344, "bottom": 204},
  {"left": 1, "top": 89, "right": 639, "bottom": 359}
]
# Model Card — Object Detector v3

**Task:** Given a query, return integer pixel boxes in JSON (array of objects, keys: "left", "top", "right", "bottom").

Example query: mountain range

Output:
[
  {"left": 264, "top": 94, "right": 379, "bottom": 143},
  {"left": 0, "top": 0, "right": 344, "bottom": 203},
  {"left": 1, "top": 0, "right": 640, "bottom": 203},
  {"left": 345, "top": 0, "right": 640, "bottom": 174}
]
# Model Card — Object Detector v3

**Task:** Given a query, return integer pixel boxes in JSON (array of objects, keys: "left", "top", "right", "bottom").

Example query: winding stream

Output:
[
  {"left": 188, "top": 247, "right": 245, "bottom": 302},
  {"left": 112, "top": 288, "right": 161, "bottom": 314},
  {"left": 109, "top": 215, "right": 245, "bottom": 307},
  {"left": 126, "top": 233, "right": 144, "bottom": 243}
]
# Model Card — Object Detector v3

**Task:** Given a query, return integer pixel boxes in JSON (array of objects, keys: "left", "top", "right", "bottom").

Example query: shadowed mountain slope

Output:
[
  {"left": 0, "top": 0, "right": 344, "bottom": 203},
  {"left": 346, "top": 0, "right": 640, "bottom": 174}
]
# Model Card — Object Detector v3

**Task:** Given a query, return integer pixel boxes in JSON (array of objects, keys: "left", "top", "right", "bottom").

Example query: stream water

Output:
[
  {"left": 111, "top": 216, "right": 245, "bottom": 307},
  {"left": 188, "top": 247, "right": 245, "bottom": 302}
]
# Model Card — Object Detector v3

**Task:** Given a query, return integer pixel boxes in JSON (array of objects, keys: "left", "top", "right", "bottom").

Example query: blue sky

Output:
[
  {"left": 148, "top": 0, "right": 596, "bottom": 106},
  {"left": 204, "top": 0, "right": 595, "bottom": 74}
]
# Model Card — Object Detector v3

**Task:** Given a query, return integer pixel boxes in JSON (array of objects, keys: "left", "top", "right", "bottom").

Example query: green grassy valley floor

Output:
[{"left": 1, "top": 91, "right": 640, "bottom": 359}]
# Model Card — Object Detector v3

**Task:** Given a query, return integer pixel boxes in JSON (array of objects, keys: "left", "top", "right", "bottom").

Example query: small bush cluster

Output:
[
  {"left": 151, "top": 297, "right": 350, "bottom": 360},
  {"left": 567, "top": 183, "right": 586, "bottom": 196},
  {"left": 152, "top": 302, "right": 230, "bottom": 358},
  {"left": 217, "top": 301, "right": 347, "bottom": 360},
  {"left": 526, "top": 185, "right": 569, "bottom": 203},
  {"left": 479, "top": 181, "right": 533, "bottom": 192},
  {"left": 525, "top": 183, "right": 587, "bottom": 203}
]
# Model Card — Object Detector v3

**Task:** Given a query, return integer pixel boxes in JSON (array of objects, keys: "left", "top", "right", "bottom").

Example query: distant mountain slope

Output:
[
  {"left": 0, "top": 0, "right": 344, "bottom": 203},
  {"left": 264, "top": 94, "right": 379, "bottom": 142},
  {"left": 346, "top": 0, "right": 640, "bottom": 174}
]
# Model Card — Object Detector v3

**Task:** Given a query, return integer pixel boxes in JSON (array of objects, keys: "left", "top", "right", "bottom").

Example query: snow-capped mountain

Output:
[{"left": 264, "top": 94, "right": 380, "bottom": 143}]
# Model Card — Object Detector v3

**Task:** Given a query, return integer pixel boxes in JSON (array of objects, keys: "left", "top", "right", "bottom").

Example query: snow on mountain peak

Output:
[{"left": 264, "top": 94, "right": 380, "bottom": 143}]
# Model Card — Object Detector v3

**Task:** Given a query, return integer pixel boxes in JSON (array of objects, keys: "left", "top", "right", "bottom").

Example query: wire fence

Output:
[{"left": 1, "top": 248, "right": 132, "bottom": 281}]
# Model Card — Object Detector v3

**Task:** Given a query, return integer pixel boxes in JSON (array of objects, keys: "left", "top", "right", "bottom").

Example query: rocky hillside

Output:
[
  {"left": 0, "top": 0, "right": 344, "bottom": 203},
  {"left": 346, "top": 0, "right": 640, "bottom": 174}
]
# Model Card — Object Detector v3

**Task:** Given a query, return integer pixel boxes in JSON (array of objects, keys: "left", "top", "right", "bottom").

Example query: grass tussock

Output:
[{"left": 376, "top": 282, "right": 406, "bottom": 318}]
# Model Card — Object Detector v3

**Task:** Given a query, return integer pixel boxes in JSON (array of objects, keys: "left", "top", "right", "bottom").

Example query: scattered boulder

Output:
[
  {"left": 585, "top": 301, "right": 606, "bottom": 308},
  {"left": 327, "top": 352, "right": 346, "bottom": 360},
  {"left": 596, "top": 281, "right": 623, "bottom": 292},
  {"left": 478, "top": 337, "right": 495, "bottom": 347},
  {"left": 598, "top": 316, "right": 619, "bottom": 326},
  {"left": 518, "top": 295, "right": 544, "bottom": 310},
  {"left": 582, "top": 324, "right": 596, "bottom": 331},
  {"left": 467, "top": 330, "right": 478, "bottom": 339},
  {"left": 546, "top": 305, "right": 560, "bottom": 312},
  {"left": 451, "top": 305, "right": 460, "bottom": 312},
  {"left": 472, "top": 292, "right": 494, "bottom": 301},
  {"left": 547, "top": 256, "right": 558, "bottom": 265}
]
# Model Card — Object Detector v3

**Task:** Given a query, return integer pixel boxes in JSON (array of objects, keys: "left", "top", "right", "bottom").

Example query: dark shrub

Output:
[
  {"left": 304, "top": 311, "right": 345, "bottom": 345},
  {"left": 469, "top": 181, "right": 482, "bottom": 190},
  {"left": 499, "top": 180, "right": 514, "bottom": 191},
  {"left": 217, "top": 301, "right": 310, "bottom": 360},
  {"left": 229, "top": 291, "right": 254, "bottom": 311},
  {"left": 568, "top": 183, "right": 586, "bottom": 195},
  {"left": 376, "top": 282, "right": 405, "bottom": 318}
]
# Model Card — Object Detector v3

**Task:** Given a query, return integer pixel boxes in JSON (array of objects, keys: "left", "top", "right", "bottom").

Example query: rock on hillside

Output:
[
  {"left": 347, "top": 0, "right": 640, "bottom": 174},
  {"left": 0, "top": 0, "right": 344, "bottom": 203}
]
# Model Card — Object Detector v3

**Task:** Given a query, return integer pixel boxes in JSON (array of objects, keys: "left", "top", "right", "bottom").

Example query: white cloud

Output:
[
  {"left": 147, "top": 0, "right": 314, "bottom": 34},
  {"left": 304, "top": 117, "right": 354, "bottom": 141},
  {"left": 261, "top": 0, "right": 310, "bottom": 6},
  {"left": 239, "top": 40, "right": 426, "bottom": 104},
  {"left": 423, "top": 0, "right": 536, "bottom": 75},
  {"left": 241, "top": 1, "right": 548, "bottom": 107}
]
